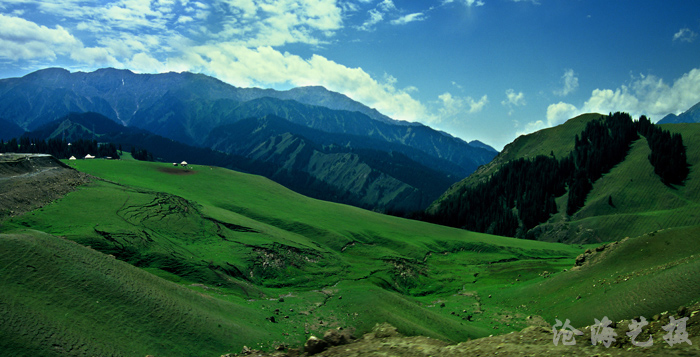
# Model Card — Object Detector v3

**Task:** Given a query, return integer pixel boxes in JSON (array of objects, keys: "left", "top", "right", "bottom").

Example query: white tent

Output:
[
  {"left": 69, "top": 156, "right": 76, "bottom": 160},
  {"left": 85, "top": 154, "right": 95, "bottom": 159},
  {"left": 180, "top": 161, "right": 188, "bottom": 166}
]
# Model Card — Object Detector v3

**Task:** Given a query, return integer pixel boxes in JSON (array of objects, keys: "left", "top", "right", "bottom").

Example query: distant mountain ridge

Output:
[
  {"left": 0, "top": 67, "right": 497, "bottom": 212},
  {"left": 0, "top": 68, "right": 495, "bottom": 169},
  {"left": 206, "top": 115, "right": 458, "bottom": 210},
  {"left": 658, "top": 100, "right": 700, "bottom": 124},
  {"left": 22, "top": 111, "right": 459, "bottom": 212}
]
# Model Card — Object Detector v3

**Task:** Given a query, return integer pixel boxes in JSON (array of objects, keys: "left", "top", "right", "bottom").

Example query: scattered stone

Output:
[
  {"left": 372, "top": 322, "right": 400, "bottom": 338},
  {"left": 323, "top": 328, "right": 355, "bottom": 346},
  {"left": 304, "top": 336, "right": 329, "bottom": 355},
  {"left": 279, "top": 297, "right": 285, "bottom": 302},
  {"left": 286, "top": 348, "right": 301, "bottom": 357}
]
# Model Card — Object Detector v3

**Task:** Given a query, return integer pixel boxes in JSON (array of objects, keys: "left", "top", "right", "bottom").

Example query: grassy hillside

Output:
[
  {"left": 0, "top": 157, "right": 584, "bottom": 355},
  {"left": 430, "top": 115, "right": 700, "bottom": 244},
  {"left": 0, "top": 230, "right": 274, "bottom": 356},
  {"left": 532, "top": 123, "right": 700, "bottom": 243},
  {"left": 2, "top": 154, "right": 699, "bottom": 355},
  {"left": 430, "top": 113, "right": 603, "bottom": 206},
  {"left": 506, "top": 226, "right": 700, "bottom": 327}
]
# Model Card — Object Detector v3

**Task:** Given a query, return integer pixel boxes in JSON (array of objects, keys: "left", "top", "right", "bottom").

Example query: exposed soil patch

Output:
[
  {"left": 0, "top": 154, "right": 91, "bottom": 221},
  {"left": 227, "top": 302, "right": 700, "bottom": 356},
  {"left": 157, "top": 167, "right": 197, "bottom": 175}
]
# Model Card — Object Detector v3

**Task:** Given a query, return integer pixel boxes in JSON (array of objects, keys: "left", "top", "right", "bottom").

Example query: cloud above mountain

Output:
[
  {"left": 520, "top": 68, "right": 700, "bottom": 135},
  {"left": 1, "top": 0, "right": 698, "bottom": 151}
]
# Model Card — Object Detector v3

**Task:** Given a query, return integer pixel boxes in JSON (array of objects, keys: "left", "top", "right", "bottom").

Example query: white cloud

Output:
[
  {"left": 580, "top": 69, "right": 700, "bottom": 119},
  {"left": 518, "top": 67, "right": 700, "bottom": 138},
  {"left": 464, "top": 0, "right": 485, "bottom": 7},
  {"left": 515, "top": 120, "right": 546, "bottom": 137},
  {"left": 501, "top": 89, "right": 526, "bottom": 107},
  {"left": 545, "top": 102, "right": 577, "bottom": 126},
  {"left": 467, "top": 95, "right": 489, "bottom": 113},
  {"left": 391, "top": 13, "right": 426, "bottom": 25},
  {"left": 434, "top": 92, "right": 488, "bottom": 124},
  {"left": 127, "top": 52, "right": 166, "bottom": 73},
  {"left": 673, "top": 28, "right": 697, "bottom": 43},
  {"left": 378, "top": 0, "right": 396, "bottom": 12},
  {"left": 183, "top": 44, "right": 430, "bottom": 122},
  {"left": 441, "top": 0, "right": 484, "bottom": 7},
  {"left": 511, "top": 0, "right": 540, "bottom": 4},
  {"left": 442, "top": 0, "right": 485, "bottom": 6},
  {"left": 554, "top": 69, "right": 578, "bottom": 96},
  {"left": 358, "top": 9, "right": 384, "bottom": 31},
  {"left": 177, "top": 15, "right": 194, "bottom": 24},
  {"left": 0, "top": 14, "right": 82, "bottom": 61},
  {"left": 70, "top": 46, "right": 122, "bottom": 67},
  {"left": 515, "top": 101, "right": 575, "bottom": 137},
  {"left": 358, "top": 0, "right": 414, "bottom": 31}
]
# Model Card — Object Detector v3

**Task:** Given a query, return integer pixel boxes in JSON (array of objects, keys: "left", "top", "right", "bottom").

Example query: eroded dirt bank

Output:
[{"left": 0, "top": 154, "right": 91, "bottom": 221}]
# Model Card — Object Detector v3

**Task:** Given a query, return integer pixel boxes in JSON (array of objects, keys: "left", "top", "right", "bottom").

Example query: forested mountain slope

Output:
[{"left": 427, "top": 113, "right": 698, "bottom": 244}]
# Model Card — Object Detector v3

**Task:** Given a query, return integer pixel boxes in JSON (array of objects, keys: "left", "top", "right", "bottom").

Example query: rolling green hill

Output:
[
  {"left": 429, "top": 114, "right": 700, "bottom": 244},
  {"left": 2, "top": 154, "right": 699, "bottom": 355}
]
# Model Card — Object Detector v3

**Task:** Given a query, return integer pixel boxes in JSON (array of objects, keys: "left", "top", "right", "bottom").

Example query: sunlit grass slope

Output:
[
  {"left": 0, "top": 230, "right": 275, "bottom": 356},
  {"left": 1, "top": 157, "right": 587, "bottom": 354},
  {"left": 537, "top": 123, "right": 700, "bottom": 243},
  {"left": 503, "top": 226, "right": 700, "bottom": 327}
]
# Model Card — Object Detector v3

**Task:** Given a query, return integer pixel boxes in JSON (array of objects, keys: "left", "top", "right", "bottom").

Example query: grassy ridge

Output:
[{"left": 0, "top": 230, "right": 275, "bottom": 356}]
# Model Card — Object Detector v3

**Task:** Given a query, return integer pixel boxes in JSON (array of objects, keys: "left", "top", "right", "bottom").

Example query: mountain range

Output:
[
  {"left": 0, "top": 68, "right": 497, "bottom": 212},
  {"left": 658, "top": 100, "right": 700, "bottom": 124}
]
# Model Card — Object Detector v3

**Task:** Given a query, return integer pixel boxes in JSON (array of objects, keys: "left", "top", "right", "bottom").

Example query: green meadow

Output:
[{"left": 2, "top": 143, "right": 699, "bottom": 355}]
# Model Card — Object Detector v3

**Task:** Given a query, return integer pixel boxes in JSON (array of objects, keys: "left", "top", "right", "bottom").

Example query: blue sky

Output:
[{"left": 1, "top": 0, "right": 699, "bottom": 150}]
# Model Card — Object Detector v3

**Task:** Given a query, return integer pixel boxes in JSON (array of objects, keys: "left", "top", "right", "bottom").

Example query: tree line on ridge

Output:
[{"left": 424, "top": 112, "right": 689, "bottom": 238}]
